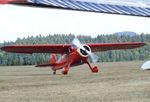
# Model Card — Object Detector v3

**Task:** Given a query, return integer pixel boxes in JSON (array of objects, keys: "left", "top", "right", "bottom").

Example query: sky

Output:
[{"left": 0, "top": 4, "right": 150, "bottom": 43}]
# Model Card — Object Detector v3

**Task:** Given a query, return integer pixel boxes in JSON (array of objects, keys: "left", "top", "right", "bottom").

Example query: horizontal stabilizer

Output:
[{"left": 35, "top": 63, "right": 55, "bottom": 67}]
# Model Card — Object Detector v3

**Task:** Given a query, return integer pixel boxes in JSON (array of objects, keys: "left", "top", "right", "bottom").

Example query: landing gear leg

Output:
[{"left": 86, "top": 61, "right": 99, "bottom": 73}]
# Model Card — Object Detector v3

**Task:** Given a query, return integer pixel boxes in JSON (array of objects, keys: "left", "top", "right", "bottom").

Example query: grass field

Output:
[{"left": 0, "top": 61, "right": 150, "bottom": 102}]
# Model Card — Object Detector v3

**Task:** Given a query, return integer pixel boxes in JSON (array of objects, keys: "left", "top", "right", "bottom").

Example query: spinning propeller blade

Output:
[
  {"left": 72, "top": 37, "right": 98, "bottom": 63},
  {"left": 89, "top": 53, "right": 98, "bottom": 63},
  {"left": 72, "top": 37, "right": 82, "bottom": 48}
]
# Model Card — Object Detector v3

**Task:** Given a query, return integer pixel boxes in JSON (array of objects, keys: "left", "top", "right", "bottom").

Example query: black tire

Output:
[{"left": 53, "top": 71, "right": 56, "bottom": 75}]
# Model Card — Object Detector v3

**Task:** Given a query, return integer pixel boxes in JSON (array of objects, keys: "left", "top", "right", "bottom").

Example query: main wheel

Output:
[
  {"left": 62, "top": 70, "right": 68, "bottom": 75},
  {"left": 92, "top": 66, "right": 99, "bottom": 73}
]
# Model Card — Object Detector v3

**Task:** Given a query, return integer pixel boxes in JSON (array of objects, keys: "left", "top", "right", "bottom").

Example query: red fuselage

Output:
[{"left": 51, "top": 48, "right": 88, "bottom": 71}]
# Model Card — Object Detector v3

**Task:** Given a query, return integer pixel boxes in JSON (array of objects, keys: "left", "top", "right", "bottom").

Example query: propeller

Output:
[
  {"left": 72, "top": 37, "right": 98, "bottom": 63},
  {"left": 72, "top": 37, "right": 82, "bottom": 48}
]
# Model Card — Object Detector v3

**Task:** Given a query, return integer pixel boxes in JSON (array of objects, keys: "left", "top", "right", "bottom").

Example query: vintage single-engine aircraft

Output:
[
  {"left": 1, "top": 38, "right": 145, "bottom": 75},
  {"left": 0, "top": 0, "right": 148, "bottom": 74}
]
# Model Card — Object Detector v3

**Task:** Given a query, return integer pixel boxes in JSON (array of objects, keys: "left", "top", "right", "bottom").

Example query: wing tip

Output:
[
  {"left": 0, "top": 46, "right": 6, "bottom": 51},
  {"left": 0, "top": 46, "right": 33, "bottom": 54},
  {"left": 130, "top": 42, "right": 146, "bottom": 48},
  {"left": 0, "top": 46, "right": 13, "bottom": 52},
  {"left": 140, "top": 42, "right": 146, "bottom": 46}
]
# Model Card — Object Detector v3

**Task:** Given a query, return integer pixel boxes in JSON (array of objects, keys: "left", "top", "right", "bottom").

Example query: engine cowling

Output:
[{"left": 77, "top": 44, "right": 91, "bottom": 57}]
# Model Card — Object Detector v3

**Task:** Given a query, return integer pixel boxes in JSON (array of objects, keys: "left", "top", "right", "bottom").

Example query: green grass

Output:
[{"left": 0, "top": 61, "right": 150, "bottom": 102}]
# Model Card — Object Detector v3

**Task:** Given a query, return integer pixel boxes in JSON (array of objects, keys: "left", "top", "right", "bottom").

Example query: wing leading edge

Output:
[
  {"left": 1, "top": 42, "right": 145, "bottom": 54},
  {"left": 0, "top": 0, "right": 150, "bottom": 17}
]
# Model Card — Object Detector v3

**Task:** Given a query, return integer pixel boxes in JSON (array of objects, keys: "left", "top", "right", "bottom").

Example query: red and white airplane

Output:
[
  {"left": 1, "top": 38, "right": 145, "bottom": 75},
  {"left": 0, "top": 0, "right": 147, "bottom": 74}
]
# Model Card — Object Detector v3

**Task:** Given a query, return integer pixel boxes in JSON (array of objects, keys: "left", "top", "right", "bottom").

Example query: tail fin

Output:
[
  {"left": 50, "top": 54, "right": 57, "bottom": 64},
  {"left": 35, "top": 54, "right": 57, "bottom": 67}
]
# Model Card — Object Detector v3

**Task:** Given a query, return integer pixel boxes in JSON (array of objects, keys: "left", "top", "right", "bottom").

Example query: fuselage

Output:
[{"left": 51, "top": 48, "right": 88, "bottom": 70}]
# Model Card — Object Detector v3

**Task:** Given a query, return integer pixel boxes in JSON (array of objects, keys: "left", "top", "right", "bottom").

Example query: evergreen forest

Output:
[{"left": 0, "top": 34, "right": 150, "bottom": 66}]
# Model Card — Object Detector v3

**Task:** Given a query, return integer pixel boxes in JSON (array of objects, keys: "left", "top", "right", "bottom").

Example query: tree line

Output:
[{"left": 0, "top": 34, "right": 150, "bottom": 66}]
